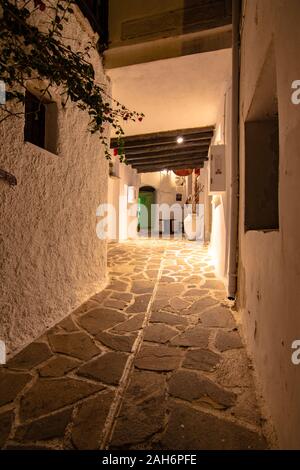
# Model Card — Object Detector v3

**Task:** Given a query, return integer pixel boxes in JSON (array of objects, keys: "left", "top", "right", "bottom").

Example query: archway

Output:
[{"left": 138, "top": 186, "right": 156, "bottom": 234}]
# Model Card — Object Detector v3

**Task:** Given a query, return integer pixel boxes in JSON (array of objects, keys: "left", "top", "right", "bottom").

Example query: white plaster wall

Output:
[
  {"left": 107, "top": 177, "right": 120, "bottom": 240},
  {"left": 107, "top": 159, "right": 140, "bottom": 241},
  {"left": 186, "top": 167, "right": 210, "bottom": 241},
  {"left": 140, "top": 171, "right": 183, "bottom": 204},
  {"left": 119, "top": 163, "right": 140, "bottom": 240},
  {"left": 140, "top": 171, "right": 181, "bottom": 207},
  {"left": 0, "top": 8, "right": 109, "bottom": 355},
  {"left": 210, "top": 195, "right": 226, "bottom": 275},
  {"left": 209, "top": 86, "right": 232, "bottom": 280},
  {"left": 238, "top": 0, "right": 300, "bottom": 448},
  {"left": 140, "top": 171, "right": 188, "bottom": 233},
  {"left": 140, "top": 172, "right": 160, "bottom": 192}
]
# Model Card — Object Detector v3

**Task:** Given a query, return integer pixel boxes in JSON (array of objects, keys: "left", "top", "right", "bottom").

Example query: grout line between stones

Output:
[{"left": 100, "top": 247, "right": 167, "bottom": 450}]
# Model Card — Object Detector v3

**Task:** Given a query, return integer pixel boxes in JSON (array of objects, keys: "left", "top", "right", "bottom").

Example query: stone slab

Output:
[
  {"left": 38, "top": 356, "right": 80, "bottom": 377},
  {"left": 79, "top": 308, "right": 127, "bottom": 335},
  {"left": 20, "top": 378, "right": 105, "bottom": 421},
  {"left": 77, "top": 352, "right": 128, "bottom": 385},
  {"left": 169, "top": 370, "right": 236, "bottom": 409},
  {"left": 161, "top": 403, "right": 267, "bottom": 450},
  {"left": 150, "top": 310, "right": 188, "bottom": 326},
  {"left": 48, "top": 332, "right": 100, "bottom": 360},
  {"left": 171, "top": 325, "right": 210, "bottom": 348},
  {"left": 58, "top": 317, "right": 79, "bottom": 332},
  {"left": 0, "top": 410, "right": 14, "bottom": 448},
  {"left": 200, "top": 306, "right": 236, "bottom": 328},
  {"left": 7, "top": 343, "right": 52, "bottom": 370},
  {"left": 111, "top": 370, "right": 166, "bottom": 447},
  {"left": 0, "top": 371, "right": 31, "bottom": 407},
  {"left": 135, "top": 345, "right": 182, "bottom": 371},
  {"left": 183, "top": 348, "right": 221, "bottom": 372},
  {"left": 144, "top": 324, "right": 178, "bottom": 344},
  {"left": 215, "top": 330, "right": 243, "bottom": 352},
  {"left": 183, "top": 296, "right": 218, "bottom": 314},
  {"left": 72, "top": 390, "right": 115, "bottom": 449},
  {"left": 126, "top": 295, "right": 152, "bottom": 314},
  {"left": 112, "top": 313, "right": 145, "bottom": 333},
  {"left": 96, "top": 331, "right": 136, "bottom": 353},
  {"left": 15, "top": 408, "right": 73, "bottom": 441}
]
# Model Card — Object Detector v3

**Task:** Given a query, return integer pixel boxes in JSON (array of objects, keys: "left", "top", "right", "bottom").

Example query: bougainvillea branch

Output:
[{"left": 0, "top": 0, "right": 144, "bottom": 160}]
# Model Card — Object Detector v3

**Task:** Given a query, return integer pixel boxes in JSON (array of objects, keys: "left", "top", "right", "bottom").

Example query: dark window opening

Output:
[
  {"left": 244, "top": 43, "right": 279, "bottom": 232},
  {"left": 24, "top": 91, "right": 45, "bottom": 149},
  {"left": 24, "top": 90, "right": 58, "bottom": 154},
  {"left": 139, "top": 186, "right": 155, "bottom": 193},
  {"left": 76, "top": 0, "right": 109, "bottom": 52},
  {"left": 245, "top": 118, "right": 279, "bottom": 231}
]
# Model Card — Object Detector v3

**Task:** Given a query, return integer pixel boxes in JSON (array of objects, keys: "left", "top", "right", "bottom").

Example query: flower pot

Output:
[{"left": 184, "top": 213, "right": 203, "bottom": 241}]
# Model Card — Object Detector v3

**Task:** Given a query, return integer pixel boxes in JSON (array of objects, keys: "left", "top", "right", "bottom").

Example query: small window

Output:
[
  {"left": 245, "top": 118, "right": 279, "bottom": 231},
  {"left": 24, "top": 91, "right": 45, "bottom": 149},
  {"left": 24, "top": 90, "right": 58, "bottom": 154},
  {"left": 244, "top": 43, "right": 279, "bottom": 231}
]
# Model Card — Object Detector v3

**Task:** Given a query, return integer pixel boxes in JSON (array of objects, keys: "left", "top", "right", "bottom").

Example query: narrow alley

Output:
[
  {"left": 0, "top": 240, "right": 268, "bottom": 450},
  {"left": 1, "top": 0, "right": 300, "bottom": 458}
]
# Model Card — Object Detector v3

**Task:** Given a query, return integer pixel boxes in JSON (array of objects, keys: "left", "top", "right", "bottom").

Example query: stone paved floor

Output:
[{"left": 0, "top": 240, "right": 269, "bottom": 450}]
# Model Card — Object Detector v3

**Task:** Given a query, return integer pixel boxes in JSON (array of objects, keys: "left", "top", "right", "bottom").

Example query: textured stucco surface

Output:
[
  {"left": 238, "top": 0, "right": 300, "bottom": 449},
  {"left": 0, "top": 8, "right": 109, "bottom": 355}
]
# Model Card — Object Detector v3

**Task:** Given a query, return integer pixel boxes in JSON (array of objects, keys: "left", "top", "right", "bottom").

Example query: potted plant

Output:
[{"left": 184, "top": 169, "right": 204, "bottom": 241}]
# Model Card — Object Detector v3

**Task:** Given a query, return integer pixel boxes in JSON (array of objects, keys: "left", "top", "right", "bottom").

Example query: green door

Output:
[{"left": 138, "top": 191, "right": 155, "bottom": 229}]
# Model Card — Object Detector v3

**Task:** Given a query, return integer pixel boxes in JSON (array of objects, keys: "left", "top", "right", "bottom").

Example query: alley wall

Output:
[
  {"left": 209, "top": 85, "right": 232, "bottom": 281},
  {"left": 107, "top": 158, "right": 140, "bottom": 241},
  {"left": 0, "top": 7, "right": 109, "bottom": 355},
  {"left": 238, "top": 0, "right": 300, "bottom": 448}
]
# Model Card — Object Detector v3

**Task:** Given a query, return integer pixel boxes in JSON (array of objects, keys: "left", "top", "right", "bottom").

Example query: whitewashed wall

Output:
[
  {"left": 107, "top": 158, "right": 140, "bottom": 241},
  {"left": 238, "top": 0, "right": 300, "bottom": 448},
  {"left": 209, "top": 85, "right": 232, "bottom": 281},
  {"left": 0, "top": 7, "right": 109, "bottom": 355}
]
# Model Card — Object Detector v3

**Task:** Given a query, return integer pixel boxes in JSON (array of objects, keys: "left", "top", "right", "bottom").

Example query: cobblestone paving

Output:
[{"left": 0, "top": 240, "right": 268, "bottom": 450}]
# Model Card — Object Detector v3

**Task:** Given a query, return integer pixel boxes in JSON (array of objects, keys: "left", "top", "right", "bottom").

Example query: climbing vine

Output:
[{"left": 0, "top": 0, "right": 144, "bottom": 160}]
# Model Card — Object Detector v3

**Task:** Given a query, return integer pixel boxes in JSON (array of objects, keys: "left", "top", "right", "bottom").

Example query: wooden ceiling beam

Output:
[
  {"left": 124, "top": 141, "right": 210, "bottom": 156},
  {"left": 128, "top": 154, "right": 208, "bottom": 167},
  {"left": 137, "top": 166, "right": 204, "bottom": 174},
  {"left": 126, "top": 151, "right": 208, "bottom": 164},
  {"left": 124, "top": 137, "right": 212, "bottom": 150},
  {"left": 133, "top": 159, "right": 206, "bottom": 169},
  {"left": 124, "top": 125, "right": 214, "bottom": 141},
  {"left": 110, "top": 126, "right": 214, "bottom": 149},
  {"left": 111, "top": 126, "right": 213, "bottom": 172},
  {"left": 135, "top": 159, "right": 207, "bottom": 173},
  {"left": 120, "top": 134, "right": 213, "bottom": 149}
]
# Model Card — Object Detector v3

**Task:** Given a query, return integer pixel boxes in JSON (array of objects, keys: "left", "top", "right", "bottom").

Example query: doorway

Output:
[{"left": 138, "top": 186, "right": 156, "bottom": 234}]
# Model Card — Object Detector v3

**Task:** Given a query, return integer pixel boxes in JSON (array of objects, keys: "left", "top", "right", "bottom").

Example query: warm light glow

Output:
[{"left": 177, "top": 136, "right": 184, "bottom": 144}]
